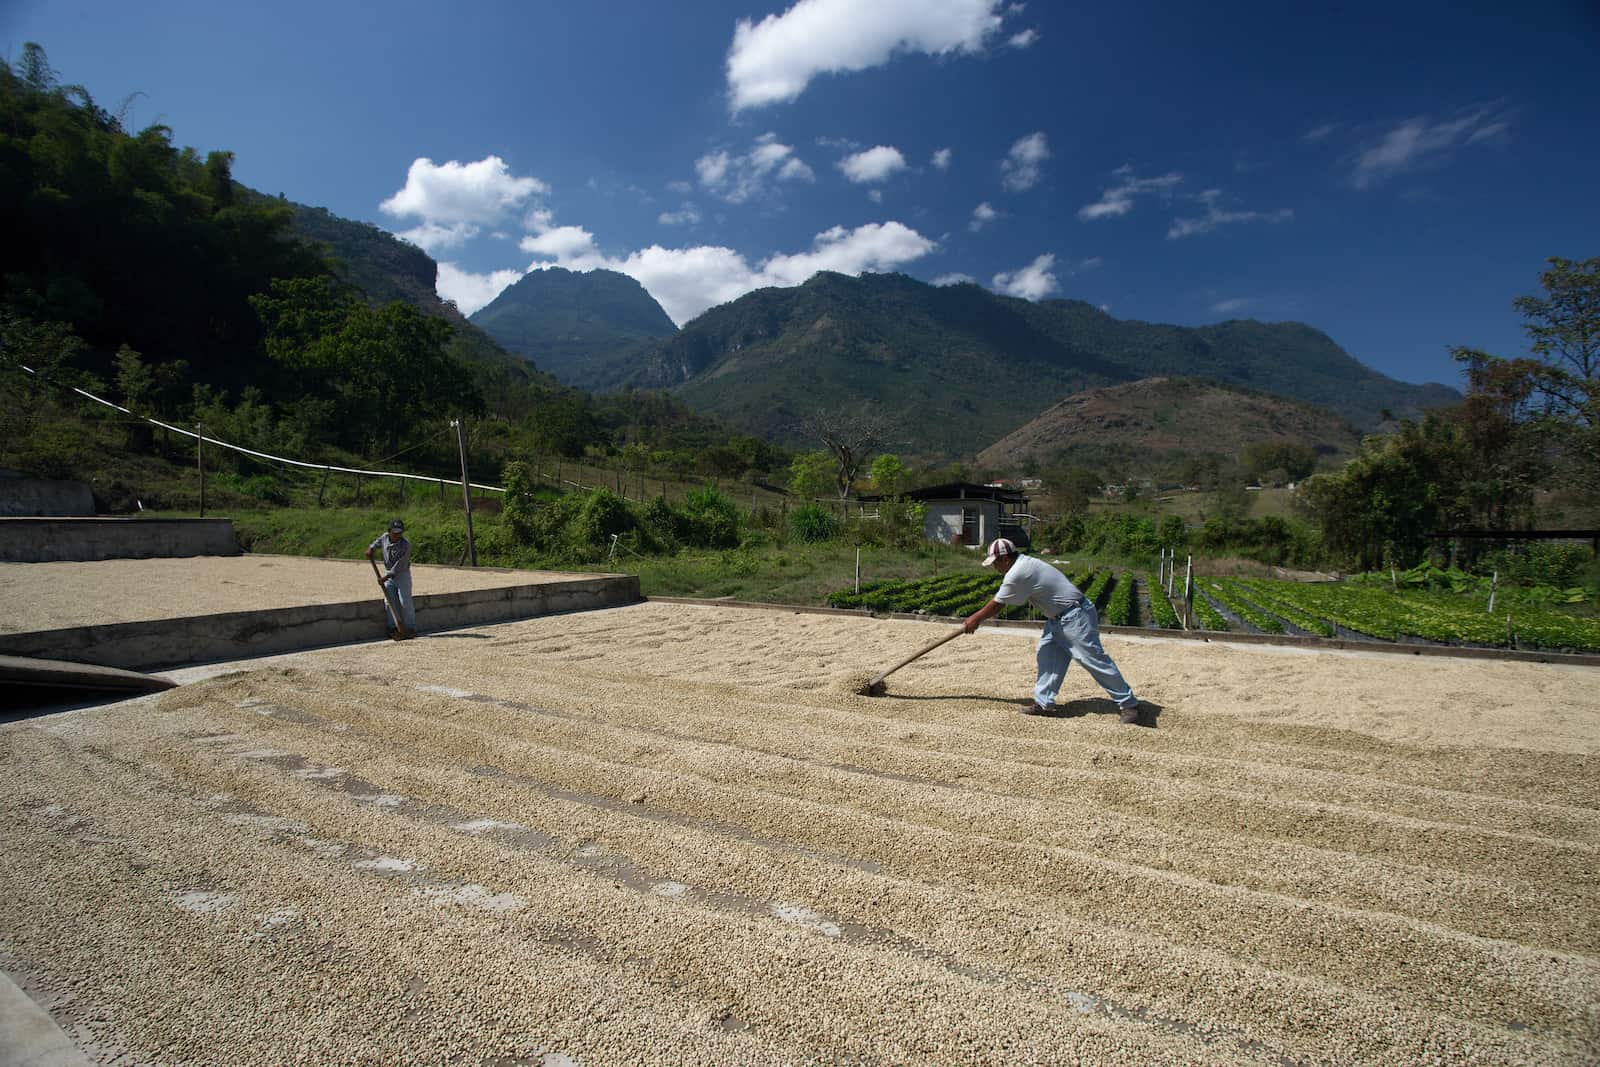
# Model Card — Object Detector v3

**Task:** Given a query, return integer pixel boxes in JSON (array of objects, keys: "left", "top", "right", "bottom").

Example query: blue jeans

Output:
[
  {"left": 1035, "top": 601, "right": 1136, "bottom": 709},
  {"left": 384, "top": 572, "right": 416, "bottom": 632}
]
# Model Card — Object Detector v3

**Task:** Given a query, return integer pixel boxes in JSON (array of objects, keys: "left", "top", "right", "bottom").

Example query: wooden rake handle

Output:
[{"left": 868, "top": 627, "right": 964, "bottom": 687}]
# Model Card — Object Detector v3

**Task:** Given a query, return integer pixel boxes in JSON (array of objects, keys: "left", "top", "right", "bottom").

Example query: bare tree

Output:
[{"left": 798, "top": 403, "right": 898, "bottom": 502}]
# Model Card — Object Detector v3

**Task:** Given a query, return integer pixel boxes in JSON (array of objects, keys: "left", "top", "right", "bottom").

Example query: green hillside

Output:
[{"left": 470, "top": 266, "right": 677, "bottom": 387}]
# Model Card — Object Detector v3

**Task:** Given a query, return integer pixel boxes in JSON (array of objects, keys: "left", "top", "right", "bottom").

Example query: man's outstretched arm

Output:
[{"left": 963, "top": 598, "right": 1004, "bottom": 634}]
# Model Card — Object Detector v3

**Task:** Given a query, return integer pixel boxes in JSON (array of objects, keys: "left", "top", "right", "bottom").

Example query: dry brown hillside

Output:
[{"left": 976, "top": 376, "right": 1363, "bottom": 473}]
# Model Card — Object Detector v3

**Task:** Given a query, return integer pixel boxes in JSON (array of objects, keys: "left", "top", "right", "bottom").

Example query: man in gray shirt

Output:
[
  {"left": 367, "top": 518, "right": 416, "bottom": 638},
  {"left": 963, "top": 537, "right": 1142, "bottom": 723}
]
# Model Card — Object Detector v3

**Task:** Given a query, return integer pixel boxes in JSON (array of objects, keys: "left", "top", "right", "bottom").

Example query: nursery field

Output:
[{"left": 826, "top": 567, "right": 1600, "bottom": 654}]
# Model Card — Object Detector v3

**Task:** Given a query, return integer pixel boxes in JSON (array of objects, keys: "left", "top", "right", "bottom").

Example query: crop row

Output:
[
  {"left": 1103, "top": 573, "right": 1136, "bottom": 626},
  {"left": 1142, "top": 573, "right": 1181, "bottom": 629},
  {"left": 1235, "top": 579, "right": 1600, "bottom": 652},
  {"left": 1231, "top": 580, "right": 1336, "bottom": 637},
  {"left": 1199, "top": 579, "right": 1284, "bottom": 634},
  {"left": 826, "top": 567, "right": 1122, "bottom": 622}
]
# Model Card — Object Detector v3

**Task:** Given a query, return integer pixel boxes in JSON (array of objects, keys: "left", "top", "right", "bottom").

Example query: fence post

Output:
[
  {"left": 1487, "top": 571, "right": 1498, "bottom": 614},
  {"left": 1183, "top": 555, "right": 1193, "bottom": 630},
  {"left": 453, "top": 419, "right": 477, "bottom": 567},
  {"left": 855, "top": 547, "right": 861, "bottom": 594},
  {"left": 318, "top": 467, "right": 330, "bottom": 507}
]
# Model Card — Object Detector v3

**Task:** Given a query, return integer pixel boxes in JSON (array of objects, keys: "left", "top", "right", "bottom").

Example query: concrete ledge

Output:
[
  {"left": 0, "top": 574, "right": 640, "bottom": 672},
  {"left": 0, "top": 969, "right": 91, "bottom": 1067},
  {"left": 0, "top": 517, "right": 240, "bottom": 562}
]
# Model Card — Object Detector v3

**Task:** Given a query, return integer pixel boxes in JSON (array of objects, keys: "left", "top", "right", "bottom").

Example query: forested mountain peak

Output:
[{"left": 469, "top": 266, "right": 677, "bottom": 389}]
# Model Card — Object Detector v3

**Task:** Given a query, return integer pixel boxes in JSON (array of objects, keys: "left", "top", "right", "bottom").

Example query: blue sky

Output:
[{"left": 5, "top": 0, "right": 1596, "bottom": 389}]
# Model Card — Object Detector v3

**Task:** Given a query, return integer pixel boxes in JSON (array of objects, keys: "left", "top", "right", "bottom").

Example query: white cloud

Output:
[
  {"left": 1008, "top": 28, "right": 1038, "bottom": 47},
  {"left": 968, "top": 201, "right": 998, "bottom": 231},
  {"left": 519, "top": 224, "right": 602, "bottom": 261},
  {"left": 1000, "top": 131, "right": 1050, "bottom": 192},
  {"left": 1351, "top": 106, "right": 1512, "bottom": 188},
  {"left": 1078, "top": 166, "right": 1184, "bottom": 220},
  {"left": 760, "top": 222, "right": 937, "bottom": 286},
  {"left": 380, "top": 156, "right": 546, "bottom": 228},
  {"left": 658, "top": 204, "right": 702, "bottom": 226},
  {"left": 435, "top": 263, "right": 523, "bottom": 316},
  {"left": 521, "top": 220, "right": 937, "bottom": 326},
  {"left": 933, "top": 272, "right": 974, "bottom": 286},
  {"left": 726, "top": 0, "right": 1007, "bottom": 110},
  {"left": 868, "top": 189, "right": 883, "bottom": 203},
  {"left": 1210, "top": 297, "right": 1253, "bottom": 314},
  {"left": 992, "top": 253, "right": 1058, "bottom": 300},
  {"left": 838, "top": 145, "right": 908, "bottom": 183},
  {"left": 1167, "top": 189, "right": 1292, "bottom": 239},
  {"left": 395, "top": 221, "right": 479, "bottom": 253},
  {"left": 666, "top": 180, "right": 694, "bottom": 195},
  {"left": 696, "top": 133, "right": 816, "bottom": 204},
  {"left": 1303, "top": 122, "right": 1338, "bottom": 143},
  {"left": 931, "top": 147, "right": 952, "bottom": 170}
]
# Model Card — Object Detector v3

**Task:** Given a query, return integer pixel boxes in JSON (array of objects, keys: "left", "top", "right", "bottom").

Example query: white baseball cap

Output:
[{"left": 982, "top": 537, "right": 1017, "bottom": 568}]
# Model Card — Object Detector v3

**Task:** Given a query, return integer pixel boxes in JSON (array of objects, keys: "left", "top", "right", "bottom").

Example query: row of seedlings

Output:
[
  {"left": 1199, "top": 578, "right": 1284, "bottom": 633},
  {"left": 1232, "top": 579, "right": 1336, "bottom": 637},
  {"left": 1141, "top": 573, "right": 1181, "bottom": 629}
]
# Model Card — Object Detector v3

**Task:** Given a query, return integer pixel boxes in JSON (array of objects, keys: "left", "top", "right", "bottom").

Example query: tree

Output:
[
  {"left": 1295, "top": 414, "right": 1469, "bottom": 570},
  {"left": 1513, "top": 256, "right": 1598, "bottom": 425},
  {"left": 798, "top": 403, "right": 894, "bottom": 501},
  {"left": 869, "top": 453, "right": 905, "bottom": 496},
  {"left": 1449, "top": 257, "right": 1600, "bottom": 503},
  {"left": 786, "top": 450, "right": 835, "bottom": 501},
  {"left": 1240, "top": 440, "right": 1317, "bottom": 484},
  {"left": 1045, "top": 464, "right": 1101, "bottom": 515},
  {"left": 251, "top": 279, "right": 482, "bottom": 454}
]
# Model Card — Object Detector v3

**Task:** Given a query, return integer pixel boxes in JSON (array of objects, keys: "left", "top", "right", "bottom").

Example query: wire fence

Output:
[
  {"left": 14, "top": 362, "right": 506, "bottom": 494},
  {"left": 10, "top": 359, "right": 900, "bottom": 521}
]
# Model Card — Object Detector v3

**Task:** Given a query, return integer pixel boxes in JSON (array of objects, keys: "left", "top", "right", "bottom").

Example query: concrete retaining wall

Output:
[
  {"left": 0, "top": 574, "right": 640, "bottom": 672},
  {"left": 0, "top": 518, "right": 240, "bottom": 562},
  {"left": 0, "top": 477, "right": 95, "bottom": 517}
]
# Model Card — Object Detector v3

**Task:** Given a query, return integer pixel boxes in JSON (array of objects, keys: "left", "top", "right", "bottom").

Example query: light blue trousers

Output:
[
  {"left": 1035, "top": 602, "right": 1137, "bottom": 709},
  {"left": 384, "top": 572, "right": 416, "bottom": 632}
]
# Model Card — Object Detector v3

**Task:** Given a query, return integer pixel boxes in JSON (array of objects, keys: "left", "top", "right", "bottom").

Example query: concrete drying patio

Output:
[
  {"left": 2, "top": 600, "right": 1598, "bottom": 1064},
  {"left": 0, "top": 555, "right": 639, "bottom": 671}
]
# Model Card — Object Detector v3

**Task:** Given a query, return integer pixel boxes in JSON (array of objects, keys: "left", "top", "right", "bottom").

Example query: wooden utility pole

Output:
[
  {"left": 452, "top": 419, "right": 477, "bottom": 567},
  {"left": 196, "top": 428, "right": 206, "bottom": 518}
]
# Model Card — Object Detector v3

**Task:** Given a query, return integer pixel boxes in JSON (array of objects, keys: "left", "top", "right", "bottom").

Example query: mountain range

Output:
[
  {"left": 306, "top": 202, "right": 1456, "bottom": 463},
  {"left": 598, "top": 271, "right": 1456, "bottom": 455}
]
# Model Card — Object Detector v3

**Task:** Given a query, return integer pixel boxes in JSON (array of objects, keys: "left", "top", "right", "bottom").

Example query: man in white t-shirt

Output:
[{"left": 962, "top": 537, "right": 1142, "bottom": 723}]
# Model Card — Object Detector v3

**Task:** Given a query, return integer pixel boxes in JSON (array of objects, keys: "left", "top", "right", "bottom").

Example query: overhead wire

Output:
[{"left": 7, "top": 360, "right": 505, "bottom": 493}]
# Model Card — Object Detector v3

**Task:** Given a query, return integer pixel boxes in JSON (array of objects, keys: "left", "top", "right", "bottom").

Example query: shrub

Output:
[
  {"left": 790, "top": 503, "right": 840, "bottom": 543},
  {"left": 502, "top": 460, "right": 539, "bottom": 541},
  {"left": 679, "top": 485, "right": 741, "bottom": 548},
  {"left": 573, "top": 488, "right": 637, "bottom": 547}
]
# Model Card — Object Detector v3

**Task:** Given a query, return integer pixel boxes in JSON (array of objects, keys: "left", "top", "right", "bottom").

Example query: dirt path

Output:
[{"left": 3, "top": 602, "right": 1597, "bottom": 1064}]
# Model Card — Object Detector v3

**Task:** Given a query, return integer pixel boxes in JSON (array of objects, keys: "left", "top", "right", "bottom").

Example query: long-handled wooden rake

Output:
[{"left": 857, "top": 627, "right": 964, "bottom": 696}]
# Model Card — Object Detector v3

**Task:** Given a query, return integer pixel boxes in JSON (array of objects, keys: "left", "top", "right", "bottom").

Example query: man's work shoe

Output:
[
  {"left": 1119, "top": 702, "right": 1141, "bottom": 725},
  {"left": 1024, "top": 702, "right": 1051, "bottom": 716}
]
